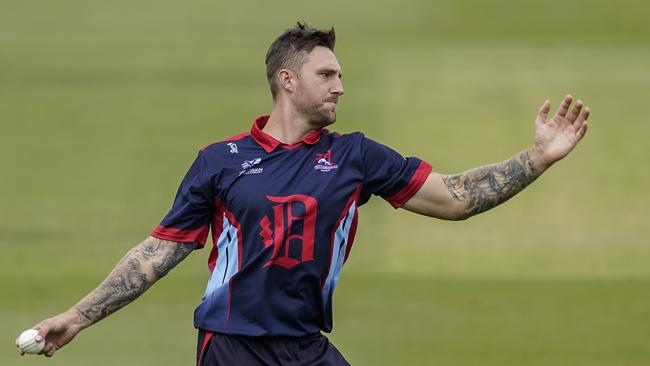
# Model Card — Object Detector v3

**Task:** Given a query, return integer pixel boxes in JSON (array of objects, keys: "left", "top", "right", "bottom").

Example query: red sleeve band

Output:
[
  {"left": 151, "top": 225, "right": 210, "bottom": 248},
  {"left": 384, "top": 161, "right": 433, "bottom": 209}
]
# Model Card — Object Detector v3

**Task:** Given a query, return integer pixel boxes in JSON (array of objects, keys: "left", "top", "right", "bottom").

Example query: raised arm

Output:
[
  {"left": 402, "top": 95, "right": 590, "bottom": 220},
  {"left": 16, "top": 236, "right": 196, "bottom": 357}
]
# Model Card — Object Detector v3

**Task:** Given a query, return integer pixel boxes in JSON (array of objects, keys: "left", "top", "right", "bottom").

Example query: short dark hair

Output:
[{"left": 265, "top": 22, "right": 336, "bottom": 99}]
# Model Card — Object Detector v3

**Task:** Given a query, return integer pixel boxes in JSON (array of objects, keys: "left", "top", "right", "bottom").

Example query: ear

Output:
[{"left": 277, "top": 69, "right": 295, "bottom": 93}]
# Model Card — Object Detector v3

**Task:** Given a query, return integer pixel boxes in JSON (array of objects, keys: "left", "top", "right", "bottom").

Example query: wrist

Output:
[
  {"left": 528, "top": 144, "right": 554, "bottom": 172},
  {"left": 65, "top": 308, "right": 93, "bottom": 331}
]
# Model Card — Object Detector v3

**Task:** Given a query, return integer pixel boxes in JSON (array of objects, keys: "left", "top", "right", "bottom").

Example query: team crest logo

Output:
[{"left": 314, "top": 150, "right": 338, "bottom": 172}]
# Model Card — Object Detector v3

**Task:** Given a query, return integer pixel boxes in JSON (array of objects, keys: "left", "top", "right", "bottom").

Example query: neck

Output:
[{"left": 264, "top": 102, "right": 321, "bottom": 145}]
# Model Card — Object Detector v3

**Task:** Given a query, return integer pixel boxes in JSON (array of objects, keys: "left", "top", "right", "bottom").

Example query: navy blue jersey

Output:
[{"left": 152, "top": 116, "right": 432, "bottom": 337}]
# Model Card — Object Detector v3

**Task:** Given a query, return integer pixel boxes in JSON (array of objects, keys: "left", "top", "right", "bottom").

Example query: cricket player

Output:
[{"left": 17, "top": 22, "right": 589, "bottom": 365}]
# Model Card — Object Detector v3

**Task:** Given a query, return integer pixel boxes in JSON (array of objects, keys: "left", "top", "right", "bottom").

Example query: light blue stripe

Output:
[
  {"left": 322, "top": 201, "right": 357, "bottom": 306},
  {"left": 223, "top": 223, "right": 239, "bottom": 285},
  {"left": 203, "top": 215, "right": 239, "bottom": 298}
]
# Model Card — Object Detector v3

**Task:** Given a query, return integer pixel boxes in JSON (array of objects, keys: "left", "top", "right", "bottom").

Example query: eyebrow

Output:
[{"left": 317, "top": 67, "right": 343, "bottom": 78}]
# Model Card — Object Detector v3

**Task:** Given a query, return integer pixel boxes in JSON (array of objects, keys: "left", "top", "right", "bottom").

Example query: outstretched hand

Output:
[
  {"left": 534, "top": 95, "right": 590, "bottom": 167},
  {"left": 16, "top": 310, "right": 84, "bottom": 357}
]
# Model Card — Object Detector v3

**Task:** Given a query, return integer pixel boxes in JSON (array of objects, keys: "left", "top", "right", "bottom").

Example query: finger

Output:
[
  {"left": 573, "top": 106, "right": 590, "bottom": 129},
  {"left": 537, "top": 100, "right": 551, "bottom": 123},
  {"left": 41, "top": 342, "right": 56, "bottom": 357},
  {"left": 577, "top": 121, "right": 588, "bottom": 141},
  {"left": 567, "top": 100, "right": 583, "bottom": 123},
  {"left": 583, "top": 107, "right": 591, "bottom": 121},
  {"left": 45, "top": 344, "right": 57, "bottom": 358},
  {"left": 37, "top": 335, "right": 51, "bottom": 356},
  {"left": 555, "top": 94, "right": 573, "bottom": 117},
  {"left": 15, "top": 336, "right": 24, "bottom": 355}
]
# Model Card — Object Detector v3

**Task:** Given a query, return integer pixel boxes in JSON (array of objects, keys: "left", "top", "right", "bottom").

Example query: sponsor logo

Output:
[
  {"left": 239, "top": 158, "right": 263, "bottom": 176},
  {"left": 241, "top": 158, "right": 261, "bottom": 170},
  {"left": 243, "top": 168, "right": 263, "bottom": 175},
  {"left": 314, "top": 150, "right": 338, "bottom": 172},
  {"left": 227, "top": 143, "right": 238, "bottom": 154}
]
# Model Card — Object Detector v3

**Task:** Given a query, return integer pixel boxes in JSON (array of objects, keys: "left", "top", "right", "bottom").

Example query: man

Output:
[{"left": 17, "top": 22, "right": 589, "bottom": 365}]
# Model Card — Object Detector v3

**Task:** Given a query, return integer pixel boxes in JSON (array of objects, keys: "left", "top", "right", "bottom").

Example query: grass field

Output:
[{"left": 2, "top": 0, "right": 649, "bottom": 365}]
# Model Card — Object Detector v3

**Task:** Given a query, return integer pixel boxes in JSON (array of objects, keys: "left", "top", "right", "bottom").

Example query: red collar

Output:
[{"left": 250, "top": 115, "right": 323, "bottom": 153}]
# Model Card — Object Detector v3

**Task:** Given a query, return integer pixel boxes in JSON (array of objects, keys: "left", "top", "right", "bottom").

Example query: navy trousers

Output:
[{"left": 197, "top": 330, "right": 351, "bottom": 366}]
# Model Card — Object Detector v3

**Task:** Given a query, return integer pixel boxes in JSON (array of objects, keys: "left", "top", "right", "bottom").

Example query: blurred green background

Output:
[{"left": 2, "top": 0, "right": 649, "bottom": 365}]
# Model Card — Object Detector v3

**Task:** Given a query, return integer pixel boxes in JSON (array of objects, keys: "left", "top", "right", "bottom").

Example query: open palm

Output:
[{"left": 534, "top": 95, "right": 590, "bottom": 166}]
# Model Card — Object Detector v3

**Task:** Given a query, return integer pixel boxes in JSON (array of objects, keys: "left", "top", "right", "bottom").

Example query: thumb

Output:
[
  {"left": 33, "top": 321, "right": 54, "bottom": 341},
  {"left": 32, "top": 317, "right": 66, "bottom": 348},
  {"left": 32, "top": 320, "right": 59, "bottom": 357}
]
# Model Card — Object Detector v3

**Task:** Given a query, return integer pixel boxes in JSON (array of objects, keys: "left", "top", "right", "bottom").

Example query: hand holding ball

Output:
[{"left": 17, "top": 329, "right": 45, "bottom": 354}]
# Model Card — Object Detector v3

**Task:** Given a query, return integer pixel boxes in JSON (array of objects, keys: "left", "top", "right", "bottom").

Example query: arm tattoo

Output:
[
  {"left": 74, "top": 238, "right": 196, "bottom": 325},
  {"left": 442, "top": 150, "right": 543, "bottom": 218}
]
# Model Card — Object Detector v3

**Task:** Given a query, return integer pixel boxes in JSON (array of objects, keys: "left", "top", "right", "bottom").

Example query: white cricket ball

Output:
[{"left": 17, "top": 329, "right": 45, "bottom": 354}]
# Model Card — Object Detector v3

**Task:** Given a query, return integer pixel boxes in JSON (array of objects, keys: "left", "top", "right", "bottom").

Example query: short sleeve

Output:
[
  {"left": 360, "top": 135, "right": 432, "bottom": 208},
  {"left": 151, "top": 152, "right": 215, "bottom": 247}
]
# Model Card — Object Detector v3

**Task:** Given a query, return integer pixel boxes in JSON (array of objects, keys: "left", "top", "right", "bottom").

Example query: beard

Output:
[
  {"left": 306, "top": 104, "right": 337, "bottom": 128},
  {"left": 293, "top": 89, "right": 338, "bottom": 128}
]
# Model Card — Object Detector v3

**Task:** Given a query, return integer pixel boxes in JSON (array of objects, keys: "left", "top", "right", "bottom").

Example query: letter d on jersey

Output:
[{"left": 259, "top": 195, "right": 318, "bottom": 269}]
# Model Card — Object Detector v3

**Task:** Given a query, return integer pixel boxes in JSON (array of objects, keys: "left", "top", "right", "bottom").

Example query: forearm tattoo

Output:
[
  {"left": 442, "top": 150, "right": 543, "bottom": 218},
  {"left": 74, "top": 238, "right": 196, "bottom": 324}
]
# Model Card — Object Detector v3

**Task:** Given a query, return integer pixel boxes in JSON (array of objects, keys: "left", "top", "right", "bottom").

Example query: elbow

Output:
[
  {"left": 449, "top": 212, "right": 471, "bottom": 221},
  {"left": 439, "top": 212, "right": 469, "bottom": 221},
  {"left": 422, "top": 208, "right": 471, "bottom": 221},
  {"left": 442, "top": 206, "right": 472, "bottom": 221}
]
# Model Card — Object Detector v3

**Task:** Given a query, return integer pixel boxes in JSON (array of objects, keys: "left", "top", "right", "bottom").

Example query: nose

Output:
[{"left": 330, "top": 77, "right": 344, "bottom": 96}]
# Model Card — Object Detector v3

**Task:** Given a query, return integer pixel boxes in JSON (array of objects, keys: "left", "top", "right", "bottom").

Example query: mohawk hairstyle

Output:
[{"left": 265, "top": 22, "right": 336, "bottom": 99}]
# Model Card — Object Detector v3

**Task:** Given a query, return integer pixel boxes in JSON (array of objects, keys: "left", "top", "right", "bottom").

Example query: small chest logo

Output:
[
  {"left": 227, "top": 143, "right": 238, "bottom": 154},
  {"left": 314, "top": 150, "right": 338, "bottom": 172},
  {"left": 239, "top": 158, "right": 263, "bottom": 176}
]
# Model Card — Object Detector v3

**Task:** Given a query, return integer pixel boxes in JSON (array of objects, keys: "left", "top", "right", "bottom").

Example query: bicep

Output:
[
  {"left": 401, "top": 172, "right": 466, "bottom": 220},
  {"left": 136, "top": 237, "right": 197, "bottom": 279}
]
